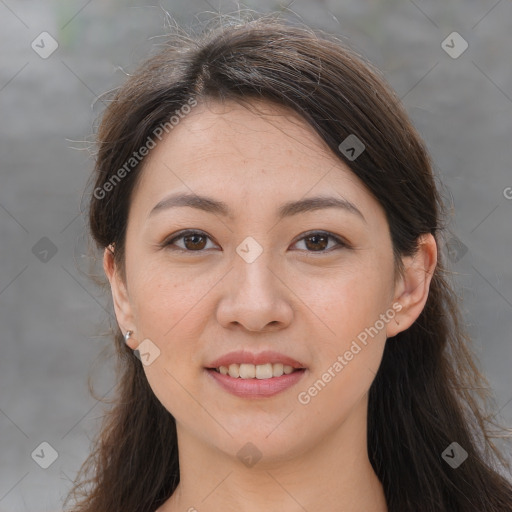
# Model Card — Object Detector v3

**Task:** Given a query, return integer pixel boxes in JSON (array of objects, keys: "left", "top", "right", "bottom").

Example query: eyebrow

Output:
[{"left": 148, "top": 193, "right": 366, "bottom": 223}]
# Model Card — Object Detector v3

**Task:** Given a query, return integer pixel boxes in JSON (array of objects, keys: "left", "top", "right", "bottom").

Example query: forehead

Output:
[
  {"left": 130, "top": 99, "right": 383, "bottom": 223},
  {"left": 144, "top": 99, "right": 339, "bottom": 172}
]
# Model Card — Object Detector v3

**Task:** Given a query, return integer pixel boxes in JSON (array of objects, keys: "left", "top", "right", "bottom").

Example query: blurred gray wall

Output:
[{"left": 1, "top": 0, "right": 511, "bottom": 510}]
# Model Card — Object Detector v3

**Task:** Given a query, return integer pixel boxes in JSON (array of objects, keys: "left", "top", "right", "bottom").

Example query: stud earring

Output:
[{"left": 124, "top": 330, "right": 133, "bottom": 344}]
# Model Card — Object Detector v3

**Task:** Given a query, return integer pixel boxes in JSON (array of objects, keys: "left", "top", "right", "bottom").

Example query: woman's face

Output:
[{"left": 107, "top": 99, "right": 421, "bottom": 464}]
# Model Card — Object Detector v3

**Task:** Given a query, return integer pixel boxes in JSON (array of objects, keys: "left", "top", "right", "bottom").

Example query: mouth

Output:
[
  {"left": 205, "top": 364, "right": 307, "bottom": 398},
  {"left": 204, "top": 350, "right": 307, "bottom": 397},
  {"left": 207, "top": 363, "right": 306, "bottom": 380}
]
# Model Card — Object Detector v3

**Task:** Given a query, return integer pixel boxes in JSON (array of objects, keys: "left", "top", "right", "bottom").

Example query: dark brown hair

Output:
[{"left": 64, "top": 13, "right": 512, "bottom": 512}]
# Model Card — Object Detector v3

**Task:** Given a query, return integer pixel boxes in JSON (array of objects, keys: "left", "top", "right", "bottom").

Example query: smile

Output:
[
  {"left": 213, "top": 362, "right": 301, "bottom": 379},
  {"left": 205, "top": 366, "right": 307, "bottom": 398}
]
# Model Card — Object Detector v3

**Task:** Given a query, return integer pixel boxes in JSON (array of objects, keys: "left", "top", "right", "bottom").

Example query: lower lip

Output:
[{"left": 205, "top": 368, "right": 307, "bottom": 398}]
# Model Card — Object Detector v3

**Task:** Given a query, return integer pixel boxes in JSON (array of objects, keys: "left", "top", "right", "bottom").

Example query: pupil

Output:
[
  {"left": 185, "top": 234, "right": 206, "bottom": 250},
  {"left": 307, "top": 234, "right": 327, "bottom": 251}
]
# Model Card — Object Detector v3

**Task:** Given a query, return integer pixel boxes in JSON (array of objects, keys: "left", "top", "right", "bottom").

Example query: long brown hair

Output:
[{"left": 64, "top": 13, "right": 512, "bottom": 512}]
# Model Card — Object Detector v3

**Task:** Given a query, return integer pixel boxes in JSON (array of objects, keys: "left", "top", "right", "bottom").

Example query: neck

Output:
[{"left": 158, "top": 397, "right": 388, "bottom": 512}]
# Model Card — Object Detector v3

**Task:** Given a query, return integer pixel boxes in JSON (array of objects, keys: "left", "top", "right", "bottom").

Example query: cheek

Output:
[
  {"left": 127, "top": 260, "right": 226, "bottom": 385},
  {"left": 315, "top": 264, "right": 392, "bottom": 345},
  {"left": 298, "top": 303, "right": 388, "bottom": 422},
  {"left": 129, "top": 266, "right": 213, "bottom": 416},
  {"left": 301, "top": 263, "right": 392, "bottom": 399},
  {"left": 130, "top": 259, "right": 209, "bottom": 335}
]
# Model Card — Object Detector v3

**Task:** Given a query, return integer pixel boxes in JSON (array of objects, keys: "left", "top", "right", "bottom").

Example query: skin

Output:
[{"left": 104, "top": 99, "right": 437, "bottom": 512}]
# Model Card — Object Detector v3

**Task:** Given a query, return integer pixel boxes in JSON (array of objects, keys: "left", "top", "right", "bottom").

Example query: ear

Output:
[
  {"left": 103, "top": 246, "right": 138, "bottom": 350},
  {"left": 386, "top": 233, "right": 437, "bottom": 338}
]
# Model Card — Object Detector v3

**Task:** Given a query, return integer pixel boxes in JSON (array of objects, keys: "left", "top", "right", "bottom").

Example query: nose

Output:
[{"left": 215, "top": 248, "right": 294, "bottom": 332}]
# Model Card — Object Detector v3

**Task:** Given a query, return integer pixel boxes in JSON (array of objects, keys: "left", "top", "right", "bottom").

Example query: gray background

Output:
[{"left": 1, "top": 0, "right": 511, "bottom": 510}]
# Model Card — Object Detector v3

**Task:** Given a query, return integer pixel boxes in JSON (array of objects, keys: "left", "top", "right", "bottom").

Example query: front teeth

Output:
[{"left": 217, "top": 363, "right": 297, "bottom": 379}]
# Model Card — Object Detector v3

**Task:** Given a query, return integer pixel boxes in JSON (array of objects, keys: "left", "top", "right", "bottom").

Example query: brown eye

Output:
[
  {"left": 182, "top": 233, "right": 207, "bottom": 250},
  {"left": 293, "top": 231, "right": 346, "bottom": 253},
  {"left": 164, "top": 230, "right": 217, "bottom": 252},
  {"left": 303, "top": 233, "right": 329, "bottom": 251}
]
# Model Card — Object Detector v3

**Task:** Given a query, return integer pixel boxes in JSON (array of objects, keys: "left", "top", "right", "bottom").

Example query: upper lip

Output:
[{"left": 206, "top": 350, "right": 306, "bottom": 369}]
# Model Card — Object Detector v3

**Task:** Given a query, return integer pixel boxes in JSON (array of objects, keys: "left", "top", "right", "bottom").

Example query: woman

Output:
[{"left": 64, "top": 13, "right": 512, "bottom": 512}]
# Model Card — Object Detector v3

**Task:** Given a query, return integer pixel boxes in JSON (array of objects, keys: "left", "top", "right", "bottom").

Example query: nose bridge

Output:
[{"left": 233, "top": 236, "right": 279, "bottom": 301}]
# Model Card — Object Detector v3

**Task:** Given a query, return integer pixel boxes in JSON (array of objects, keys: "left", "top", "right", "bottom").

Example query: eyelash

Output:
[{"left": 161, "top": 229, "right": 349, "bottom": 254}]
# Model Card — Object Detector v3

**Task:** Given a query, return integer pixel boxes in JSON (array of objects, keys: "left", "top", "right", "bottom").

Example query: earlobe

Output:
[
  {"left": 386, "top": 233, "right": 438, "bottom": 338},
  {"left": 103, "top": 247, "right": 137, "bottom": 349}
]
